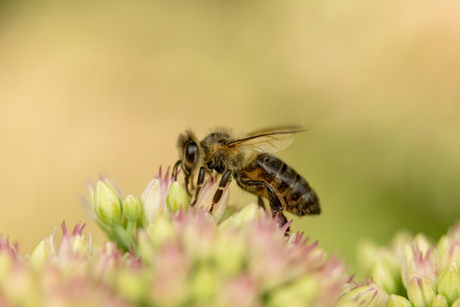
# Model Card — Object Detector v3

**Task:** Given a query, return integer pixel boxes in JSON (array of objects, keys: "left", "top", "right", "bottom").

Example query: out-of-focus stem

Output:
[
  {"left": 126, "top": 220, "right": 135, "bottom": 237},
  {"left": 114, "top": 224, "right": 139, "bottom": 256}
]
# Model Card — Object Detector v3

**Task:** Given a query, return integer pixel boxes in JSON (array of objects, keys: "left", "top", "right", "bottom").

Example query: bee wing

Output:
[{"left": 228, "top": 128, "right": 307, "bottom": 154}]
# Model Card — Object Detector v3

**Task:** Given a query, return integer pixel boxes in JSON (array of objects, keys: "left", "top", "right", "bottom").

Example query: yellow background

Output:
[{"left": 1, "top": 0, "right": 460, "bottom": 269}]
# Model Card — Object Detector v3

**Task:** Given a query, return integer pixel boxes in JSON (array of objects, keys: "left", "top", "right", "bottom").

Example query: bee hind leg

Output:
[{"left": 239, "top": 179, "right": 290, "bottom": 233}]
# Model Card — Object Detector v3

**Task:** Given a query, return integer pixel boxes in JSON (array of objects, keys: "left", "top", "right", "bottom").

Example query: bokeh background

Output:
[{"left": 1, "top": 0, "right": 459, "bottom": 271}]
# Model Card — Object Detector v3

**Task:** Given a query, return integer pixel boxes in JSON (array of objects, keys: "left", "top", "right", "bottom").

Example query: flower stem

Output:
[
  {"left": 126, "top": 220, "right": 135, "bottom": 237},
  {"left": 114, "top": 224, "right": 139, "bottom": 256}
]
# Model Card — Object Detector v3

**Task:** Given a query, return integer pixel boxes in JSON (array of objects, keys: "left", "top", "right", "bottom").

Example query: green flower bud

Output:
[
  {"left": 137, "top": 230, "right": 154, "bottom": 265},
  {"left": 231, "top": 203, "right": 265, "bottom": 228},
  {"left": 69, "top": 236, "right": 89, "bottom": 256},
  {"left": 413, "top": 234, "right": 432, "bottom": 254},
  {"left": 373, "top": 258, "right": 397, "bottom": 294},
  {"left": 386, "top": 295, "right": 412, "bottom": 307},
  {"left": 212, "top": 231, "right": 245, "bottom": 274},
  {"left": 356, "top": 239, "right": 379, "bottom": 275},
  {"left": 122, "top": 195, "right": 142, "bottom": 221},
  {"left": 430, "top": 295, "right": 448, "bottom": 307},
  {"left": 117, "top": 272, "right": 148, "bottom": 303},
  {"left": 147, "top": 217, "right": 176, "bottom": 249},
  {"left": 191, "top": 266, "right": 219, "bottom": 301},
  {"left": 0, "top": 253, "right": 12, "bottom": 281},
  {"left": 408, "top": 277, "right": 436, "bottom": 307},
  {"left": 166, "top": 181, "right": 189, "bottom": 213},
  {"left": 338, "top": 284, "right": 387, "bottom": 307},
  {"left": 268, "top": 276, "right": 319, "bottom": 307},
  {"left": 30, "top": 230, "right": 57, "bottom": 271},
  {"left": 437, "top": 263, "right": 460, "bottom": 304},
  {"left": 94, "top": 181, "right": 123, "bottom": 227},
  {"left": 30, "top": 241, "right": 48, "bottom": 271},
  {"left": 452, "top": 297, "right": 460, "bottom": 307}
]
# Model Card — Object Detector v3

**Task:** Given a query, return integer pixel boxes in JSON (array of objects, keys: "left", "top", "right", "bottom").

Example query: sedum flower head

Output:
[
  {"left": 0, "top": 205, "right": 348, "bottom": 307},
  {"left": 338, "top": 222, "right": 460, "bottom": 307},
  {"left": 139, "top": 204, "right": 347, "bottom": 306},
  {"left": 0, "top": 167, "right": 349, "bottom": 306}
]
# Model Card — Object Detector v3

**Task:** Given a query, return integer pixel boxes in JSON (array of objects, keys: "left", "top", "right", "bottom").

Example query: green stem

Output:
[
  {"left": 126, "top": 220, "right": 135, "bottom": 237},
  {"left": 114, "top": 224, "right": 139, "bottom": 256}
]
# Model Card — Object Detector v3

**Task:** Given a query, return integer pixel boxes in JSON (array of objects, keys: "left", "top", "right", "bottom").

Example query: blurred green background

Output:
[{"left": 1, "top": 0, "right": 459, "bottom": 271}]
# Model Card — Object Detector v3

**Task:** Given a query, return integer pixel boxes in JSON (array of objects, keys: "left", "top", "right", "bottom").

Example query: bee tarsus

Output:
[
  {"left": 189, "top": 166, "right": 206, "bottom": 207},
  {"left": 208, "top": 169, "right": 232, "bottom": 214}
]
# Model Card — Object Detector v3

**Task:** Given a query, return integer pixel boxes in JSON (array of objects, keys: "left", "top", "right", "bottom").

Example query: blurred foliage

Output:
[{"left": 0, "top": 0, "right": 459, "bottom": 272}]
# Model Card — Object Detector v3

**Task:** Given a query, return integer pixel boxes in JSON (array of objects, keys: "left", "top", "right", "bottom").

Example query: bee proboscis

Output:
[{"left": 172, "top": 127, "right": 320, "bottom": 227}]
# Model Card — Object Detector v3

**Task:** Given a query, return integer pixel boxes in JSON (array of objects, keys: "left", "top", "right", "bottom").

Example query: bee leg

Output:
[
  {"left": 208, "top": 170, "right": 232, "bottom": 214},
  {"left": 239, "top": 179, "right": 289, "bottom": 231},
  {"left": 257, "top": 196, "right": 266, "bottom": 211},
  {"left": 189, "top": 167, "right": 206, "bottom": 207},
  {"left": 190, "top": 174, "right": 195, "bottom": 190},
  {"left": 172, "top": 160, "right": 181, "bottom": 181}
]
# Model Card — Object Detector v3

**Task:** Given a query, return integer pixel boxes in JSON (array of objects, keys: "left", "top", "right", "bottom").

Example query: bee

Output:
[{"left": 172, "top": 127, "right": 320, "bottom": 227}]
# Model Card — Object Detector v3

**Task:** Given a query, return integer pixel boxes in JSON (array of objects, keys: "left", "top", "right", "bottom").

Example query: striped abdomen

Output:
[{"left": 241, "top": 153, "right": 320, "bottom": 216}]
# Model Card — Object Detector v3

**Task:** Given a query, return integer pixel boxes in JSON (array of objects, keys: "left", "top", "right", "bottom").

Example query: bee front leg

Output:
[
  {"left": 208, "top": 170, "right": 232, "bottom": 214},
  {"left": 189, "top": 167, "right": 206, "bottom": 207}
]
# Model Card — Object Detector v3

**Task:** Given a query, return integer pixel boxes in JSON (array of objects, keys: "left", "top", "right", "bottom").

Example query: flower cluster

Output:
[
  {"left": 1, "top": 223, "right": 138, "bottom": 307},
  {"left": 0, "top": 168, "right": 348, "bottom": 306},
  {"left": 338, "top": 223, "right": 460, "bottom": 307},
  {"left": 79, "top": 167, "right": 230, "bottom": 254}
]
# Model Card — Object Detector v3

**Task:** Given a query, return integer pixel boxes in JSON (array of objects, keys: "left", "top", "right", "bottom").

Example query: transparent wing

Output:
[{"left": 228, "top": 127, "right": 307, "bottom": 154}]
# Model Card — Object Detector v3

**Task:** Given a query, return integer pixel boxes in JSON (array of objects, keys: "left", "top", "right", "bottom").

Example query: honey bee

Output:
[{"left": 172, "top": 127, "right": 320, "bottom": 227}]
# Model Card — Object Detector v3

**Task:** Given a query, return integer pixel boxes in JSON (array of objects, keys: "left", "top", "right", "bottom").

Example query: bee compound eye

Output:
[{"left": 185, "top": 142, "right": 198, "bottom": 164}]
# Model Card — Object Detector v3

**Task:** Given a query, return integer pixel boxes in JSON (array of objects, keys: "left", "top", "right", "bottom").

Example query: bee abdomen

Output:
[
  {"left": 259, "top": 154, "right": 320, "bottom": 216},
  {"left": 283, "top": 174, "right": 320, "bottom": 216}
]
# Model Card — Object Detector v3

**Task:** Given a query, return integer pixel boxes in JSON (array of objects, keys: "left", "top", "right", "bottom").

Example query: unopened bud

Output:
[
  {"left": 386, "top": 295, "right": 411, "bottom": 307},
  {"left": 407, "top": 277, "right": 436, "bottom": 307},
  {"left": 373, "top": 258, "right": 396, "bottom": 294},
  {"left": 452, "top": 297, "right": 460, "bottom": 307},
  {"left": 69, "top": 236, "right": 89, "bottom": 256},
  {"left": 338, "top": 284, "right": 388, "bottom": 307},
  {"left": 94, "top": 181, "right": 123, "bottom": 227},
  {"left": 430, "top": 295, "right": 448, "bottom": 307},
  {"left": 268, "top": 276, "right": 319, "bottom": 306},
  {"left": 232, "top": 203, "right": 265, "bottom": 228},
  {"left": 30, "top": 241, "right": 48, "bottom": 270},
  {"left": 437, "top": 263, "right": 460, "bottom": 304},
  {"left": 191, "top": 266, "right": 219, "bottom": 301},
  {"left": 122, "top": 195, "right": 142, "bottom": 221},
  {"left": 166, "top": 181, "right": 189, "bottom": 213}
]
